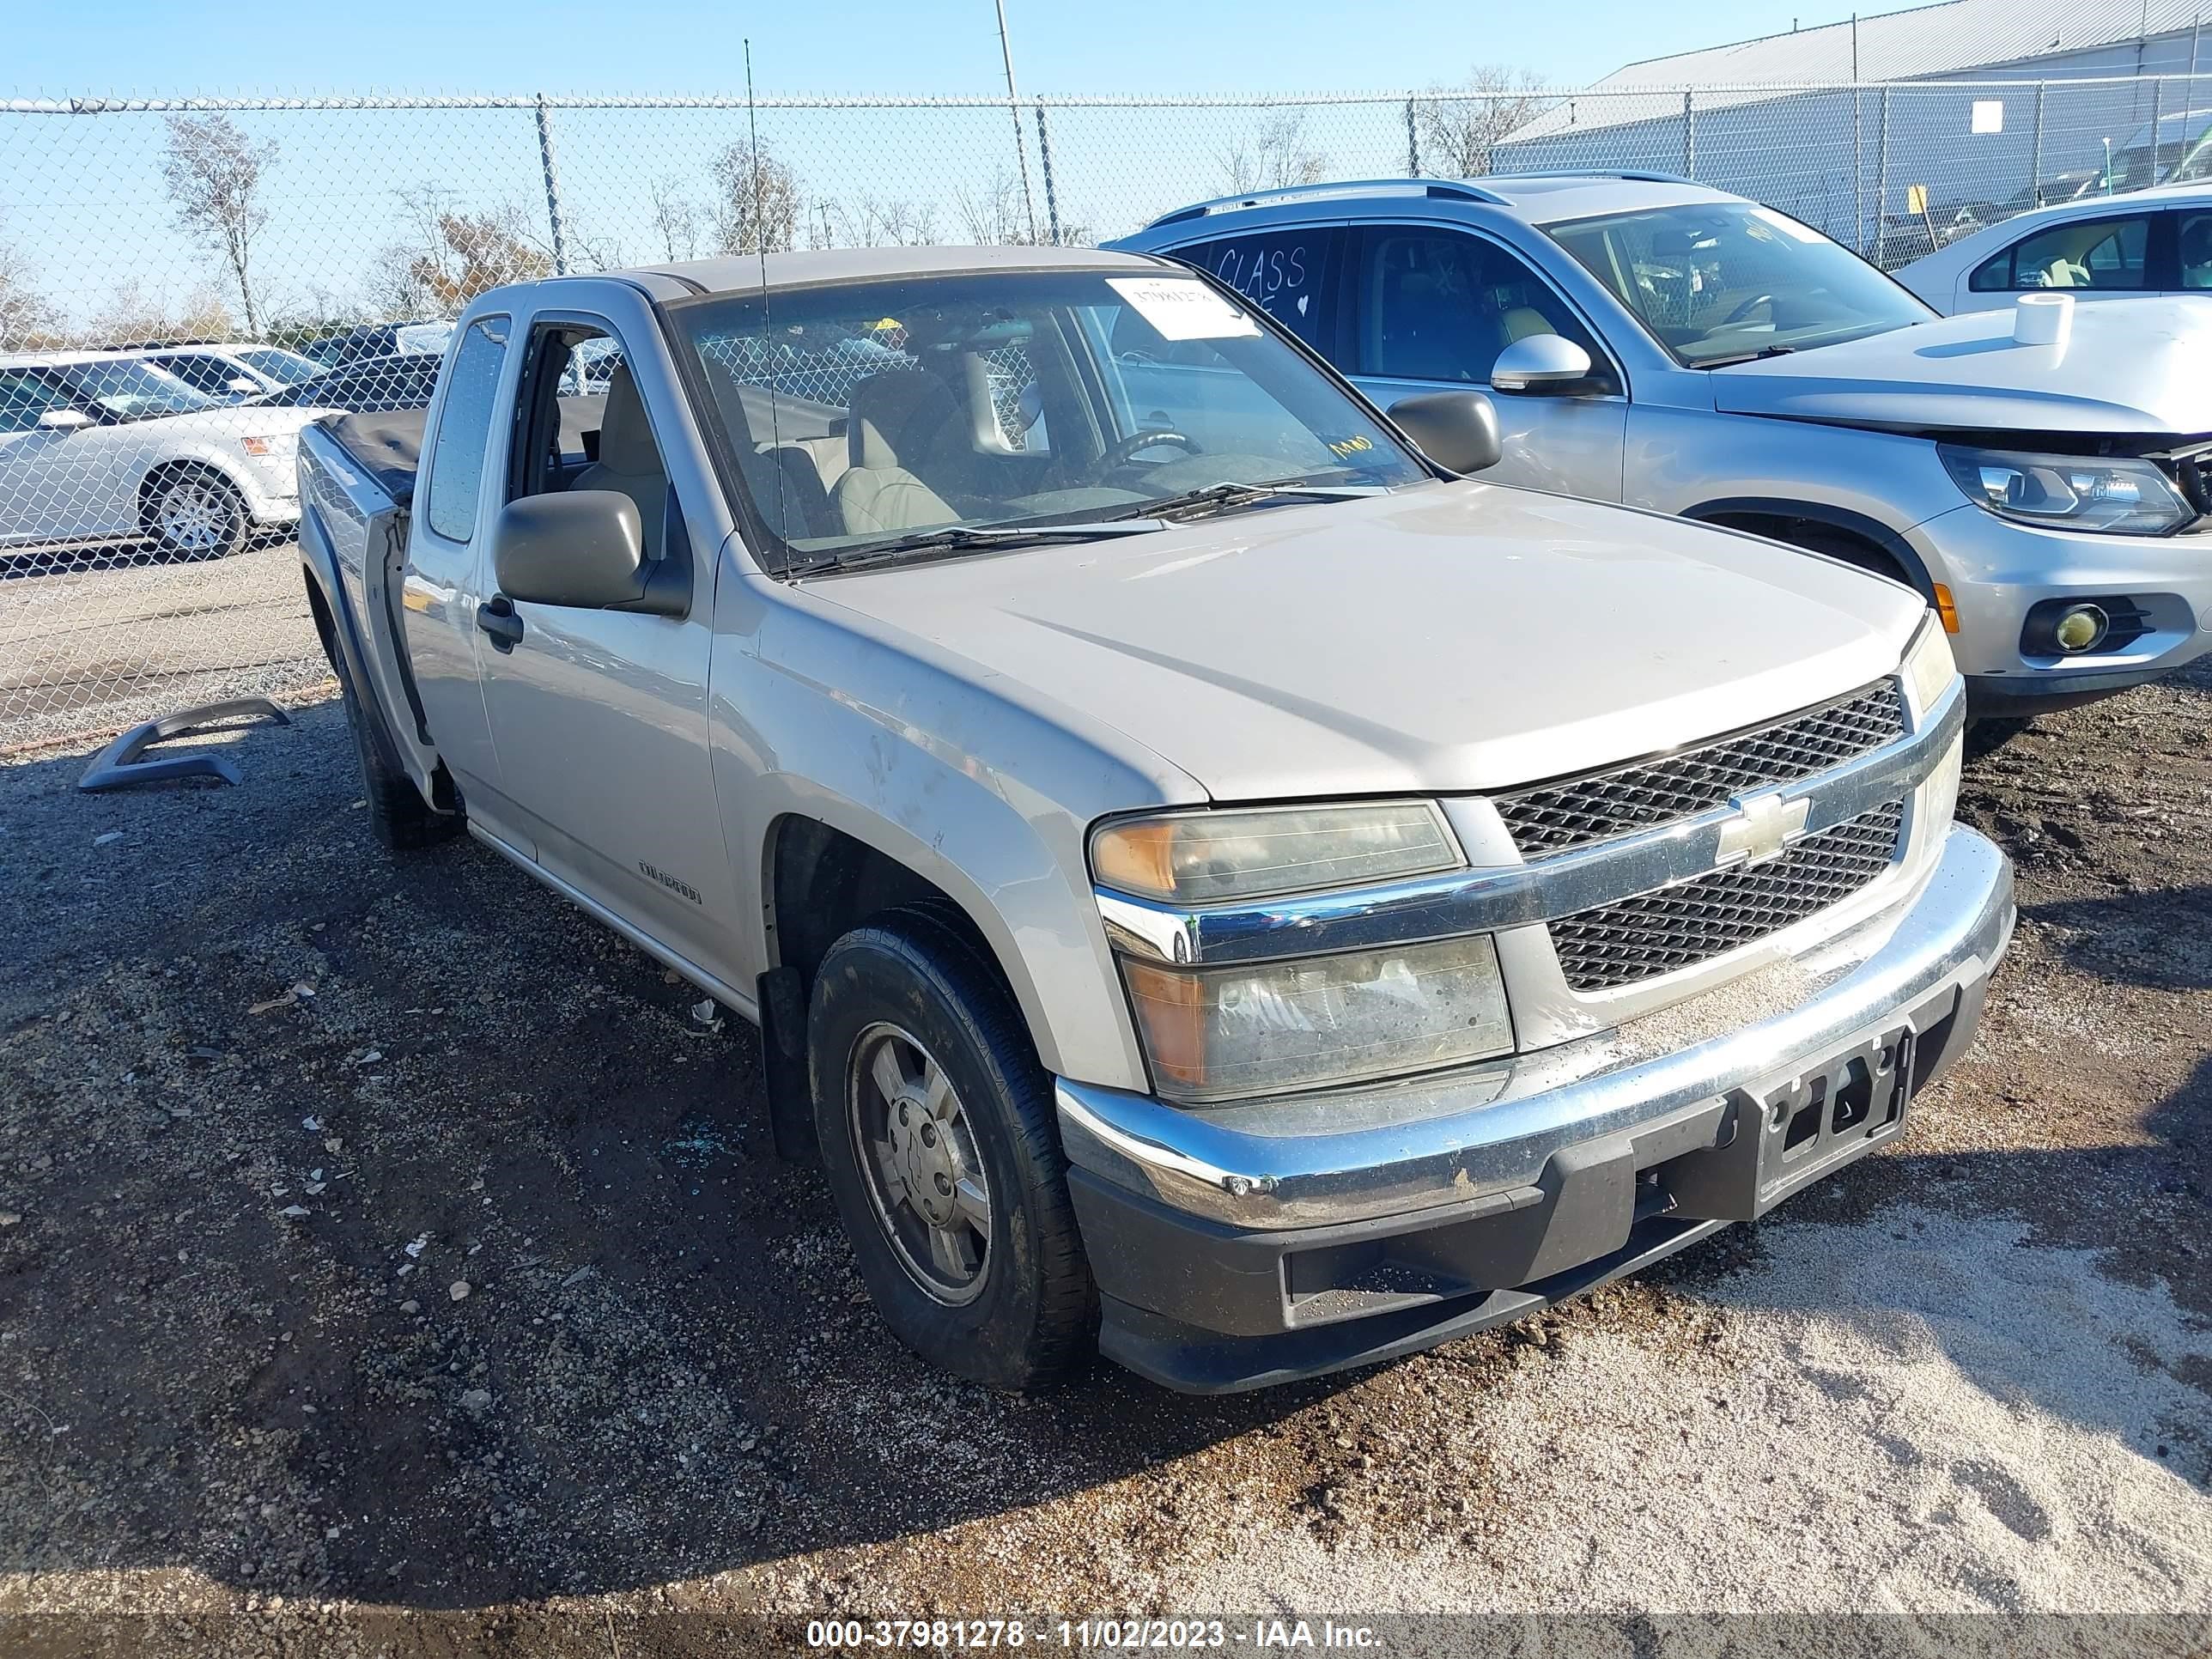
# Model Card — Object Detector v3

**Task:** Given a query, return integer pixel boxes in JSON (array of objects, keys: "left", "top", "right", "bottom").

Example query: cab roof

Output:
[
  {"left": 607, "top": 242, "right": 1170, "bottom": 301},
  {"left": 1129, "top": 173, "right": 1728, "bottom": 235}
]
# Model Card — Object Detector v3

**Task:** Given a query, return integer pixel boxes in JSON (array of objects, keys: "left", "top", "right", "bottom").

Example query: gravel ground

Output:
[
  {"left": 1, "top": 665, "right": 2209, "bottom": 1656},
  {"left": 0, "top": 538, "right": 328, "bottom": 751}
]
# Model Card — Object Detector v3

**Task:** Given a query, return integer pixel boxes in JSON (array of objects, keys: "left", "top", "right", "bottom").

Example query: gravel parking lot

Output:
[{"left": 2, "top": 662, "right": 2209, "bottom": 1655}]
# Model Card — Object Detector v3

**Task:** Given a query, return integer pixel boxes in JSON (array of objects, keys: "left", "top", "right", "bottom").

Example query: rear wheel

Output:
[
  {"left": 808, "top": 902, "right": 1096, "bottom": 1389},
  {"left": 143, "top": 465, "right": 247, "bottom": 560}
]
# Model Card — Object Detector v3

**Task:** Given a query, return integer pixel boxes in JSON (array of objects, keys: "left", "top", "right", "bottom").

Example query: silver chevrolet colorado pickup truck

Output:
[{"left": 295, "top": 245, "right": 2014, "bottom": 1393}]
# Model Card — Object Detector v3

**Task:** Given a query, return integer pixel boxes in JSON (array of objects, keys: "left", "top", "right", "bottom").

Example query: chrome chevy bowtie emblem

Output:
[{"left": 1715, "top": 792, "right": 1813, "bottom": 867}]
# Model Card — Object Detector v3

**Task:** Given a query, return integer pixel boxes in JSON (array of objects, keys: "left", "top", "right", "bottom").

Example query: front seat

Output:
[
  {"left": 574, "top": 362, "right": 669, "bottom": 556},
  {"left": 832, "top": 370, "right": 962, "bottom": 535}
]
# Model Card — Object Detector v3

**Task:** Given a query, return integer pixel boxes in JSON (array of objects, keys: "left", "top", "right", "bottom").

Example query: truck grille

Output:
[
  {"left": 1495, "top": 679, "right": 1906, "bottom": 856},
  {"left": 1548, "top": 801, "right": 1905, "bottom": 992}
]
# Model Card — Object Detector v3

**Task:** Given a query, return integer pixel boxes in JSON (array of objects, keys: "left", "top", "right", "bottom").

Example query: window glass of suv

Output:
[
  {"left": 2178, "top": 213, "right": 2212, "bottom": 289},
  {"left": 1549, "top": 203, "right": 1930, "bottom": 367},
  {"left": 50, "top": 359, "right": 213, "bottom": 421},
  {"left": 423, "top": 318, "right": 509, "bottom": 543},
  {"left": 1170, "top": 228, "right": 1343, "bottom": 349},
  {"left": 668, "top": 267, "right": 1425, "bottom": 570},
  {"left": 0, "top": 370, "right": 82, "bottom": 434},
  {"left": 1352, "top": 228, "right": 1604, "bottom": 386},
  {"left": 1970, "top": 214, "right": 2153, "bottom": 292}
]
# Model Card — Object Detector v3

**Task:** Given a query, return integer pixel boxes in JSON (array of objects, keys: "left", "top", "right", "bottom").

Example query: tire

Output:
[
  {"left": 807, "top": 902, "right": 1096, "bottom": 1389},
  {"left": 142, "top": 465, "right": 248, "bottom": 560},
  {"left": 332, "top": 639, "right": 460, "bottom": 852}
]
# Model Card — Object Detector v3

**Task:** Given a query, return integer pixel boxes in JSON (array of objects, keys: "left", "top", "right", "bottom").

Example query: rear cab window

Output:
[{"left": 423, "top": 318, "right": 511, "bottom": 544}]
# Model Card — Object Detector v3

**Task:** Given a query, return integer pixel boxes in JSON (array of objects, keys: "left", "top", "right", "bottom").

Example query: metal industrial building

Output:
[{"left": 1495, "top": 0, "right": 2212, "bottom": 259}]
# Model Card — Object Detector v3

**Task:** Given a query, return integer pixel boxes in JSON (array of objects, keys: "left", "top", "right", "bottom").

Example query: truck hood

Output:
[
  {"left": 808, "top": 483, "right": 1924, "bottom": 801},
  {"left": 1711, "top": 299, "right": 2212, "bottom": 439}
]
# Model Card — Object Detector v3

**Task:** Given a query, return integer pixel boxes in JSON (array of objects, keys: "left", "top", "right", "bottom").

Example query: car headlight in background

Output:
[
  {"left": 1091, "top": 801, "right": 1462, "bottom": 904},
  {"left": 1938, "top": 444, "right": 2192, "bottom": 536},
  {"left": 240, "top": 433, "right": 295, "bottom": 458},
  {"left": 1901, "top": 612, "right": 1960, "bottom": 715},
  {"left": 1120, "top": 934, "right": 1513, "bottom": 1103}
]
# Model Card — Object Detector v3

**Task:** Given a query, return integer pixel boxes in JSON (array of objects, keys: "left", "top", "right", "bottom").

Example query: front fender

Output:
[{"left": 710, "top": 578, "right": 1206, "bottom": 1092}]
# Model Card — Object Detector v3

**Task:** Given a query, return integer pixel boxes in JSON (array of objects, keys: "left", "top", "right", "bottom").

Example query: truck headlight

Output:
[
  {"left": 1938, "top": 444, "right": 2191, "bottom": 535},
  {"left": 1091, "top": 802, "right": 1461, "bottom": 904},
  {"left": 1121, "top": 934, "right": 1513, "bottom": 1103},
  {"left": 1902, "top": 613, "right": 1959, "bottom": 716}
]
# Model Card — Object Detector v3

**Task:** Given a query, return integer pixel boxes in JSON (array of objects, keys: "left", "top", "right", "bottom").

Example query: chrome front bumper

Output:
[{"left": 1058, "top": 824, "right": 2014, "bottom": 1233}]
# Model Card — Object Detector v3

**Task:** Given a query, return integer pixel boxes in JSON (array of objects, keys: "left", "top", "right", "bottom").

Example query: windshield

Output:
[
  {"left": 667, "top": 268, "right": 1427, "bottom": 570},
  {"left": 54, "top": 359, "right": 215, "bottom": 420},
  {"left": 234, "top": 346, "right": 324, "bottom": 385},
  {"left": 1547, "top": 204, "right": 1932, "bottom": 368}
]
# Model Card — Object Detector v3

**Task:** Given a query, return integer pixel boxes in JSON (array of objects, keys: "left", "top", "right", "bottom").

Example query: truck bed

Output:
[{"left": 322, "top": 410, "right": 426, "bottom": 507}]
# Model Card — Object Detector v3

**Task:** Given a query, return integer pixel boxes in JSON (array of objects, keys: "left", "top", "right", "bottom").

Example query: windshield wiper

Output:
[
  {"left": 1103, "top": 477, "right": 1380, "bottom": 524},
  {"left": 802, "top": 520, "right": 1166, "bottom": 574},
  {"left": 1700, "top": 343, "right": 1800, "bottom": 368}
]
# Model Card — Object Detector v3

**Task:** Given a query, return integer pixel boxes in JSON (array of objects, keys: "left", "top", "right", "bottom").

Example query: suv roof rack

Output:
[
  {"left": 1143, "top": 178, "right": 1504, "bottom": 228},
  {"left": 1485, "top": 167, "right": 1696, "bottom": 185}
]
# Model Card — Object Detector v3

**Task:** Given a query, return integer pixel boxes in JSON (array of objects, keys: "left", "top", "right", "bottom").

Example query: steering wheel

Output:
[
  {"left": 1090, "top": 428, "right": 1199, "bottom": 479},
  {"left": 1721, "top": 293, "right": 1776, "bottom": 326}
]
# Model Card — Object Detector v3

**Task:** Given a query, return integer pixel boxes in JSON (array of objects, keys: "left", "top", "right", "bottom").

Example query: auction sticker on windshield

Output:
[{"left": 1106, "top": 276, "right": 1263, "bottom": 341}]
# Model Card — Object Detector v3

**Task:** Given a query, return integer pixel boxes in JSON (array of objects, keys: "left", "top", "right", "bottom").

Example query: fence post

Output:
[
  {"left": 2031, "top": 82, "right": 2046, "bottom": 206},
  {"left": 1852, "top": 85, "right": 1865, "bottom": 253},
  {"left": 2150, "top": 75, "right": 2166, "bottom": 182},
  {"left": 1034, "top": 100, "right": 1062, "bottom": 246},
  {"left": 1406, "top": 95, "right": 1419, "bottom": 177},
  {"left": 1682, "top": 89, "right": 1696, "bottom": 178},
  {"left": 1875, "top": 87, "right": 1890, "bottom": 266},
  {"left": 533, "top": 93, "right": 570, "bottom": 276}
]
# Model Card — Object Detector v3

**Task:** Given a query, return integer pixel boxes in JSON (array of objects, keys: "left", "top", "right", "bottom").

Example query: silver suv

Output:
[{"left": 1115, "top": 174, "right": 2212, "bottom": 717}]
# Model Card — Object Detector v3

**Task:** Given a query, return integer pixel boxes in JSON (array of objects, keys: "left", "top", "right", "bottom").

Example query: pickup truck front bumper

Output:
[{"left": 1055, "top": 824, "right": 2014, "bottom": 1393}]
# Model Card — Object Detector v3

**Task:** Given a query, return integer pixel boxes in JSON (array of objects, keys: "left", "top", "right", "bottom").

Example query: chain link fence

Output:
[{"left": 4, "top": 74, "right": 2208, "bottom": 747}]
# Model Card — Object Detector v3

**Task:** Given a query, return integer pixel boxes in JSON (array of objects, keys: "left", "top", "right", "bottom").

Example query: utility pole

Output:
[{"left": 994, "top": 1, "right": 1041, "bottom": 244}]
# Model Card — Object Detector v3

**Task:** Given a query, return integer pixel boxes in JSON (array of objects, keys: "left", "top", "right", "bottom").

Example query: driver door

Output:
[{"left": 1342, "top": 225, "right": 1626, "bottom": 500}]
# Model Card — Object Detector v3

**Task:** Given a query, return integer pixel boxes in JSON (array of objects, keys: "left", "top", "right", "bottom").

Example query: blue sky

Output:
[{"left": 14, "top": 2, "right": 1893, "bottom": 95}]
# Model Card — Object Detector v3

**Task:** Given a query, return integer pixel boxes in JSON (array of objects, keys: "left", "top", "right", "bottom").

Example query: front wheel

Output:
[
  {"left": 143, "top": 466, "right": 247, "bottom": 560},
  {"left": 808, "top": 903, "right": 1096, "bottom": 1389}
]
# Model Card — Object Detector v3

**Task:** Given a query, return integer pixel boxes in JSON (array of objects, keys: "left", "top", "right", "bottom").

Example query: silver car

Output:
[{"left": 1114, "top": 174, "right": 2212, "bottom": 718}]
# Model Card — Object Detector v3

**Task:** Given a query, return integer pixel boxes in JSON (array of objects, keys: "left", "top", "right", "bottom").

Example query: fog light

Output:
[{"left": 2051, "top": 604, "right": 2109, "bottom": 653}]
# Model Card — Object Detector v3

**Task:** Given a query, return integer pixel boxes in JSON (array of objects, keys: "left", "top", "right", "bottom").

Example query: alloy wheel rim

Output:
[
  {"left": 847, "top": 1021, "right": 993, "bottom": 1306},
  {"left": 159, "top": 480, "right": 231, "bottom": 550}
]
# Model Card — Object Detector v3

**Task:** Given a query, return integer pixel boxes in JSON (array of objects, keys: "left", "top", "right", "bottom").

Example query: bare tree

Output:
[
  {"left": 818, "top": 194, "right": 939, "bottom": 248},
  {"left": 709, "top": 143, "right": 801, "bottom": 255},
  {"left": 161, "top": 114, "right": 277, "bottom": 338},
  {"left": 377, "top": 187, "right": 553, "bottom": 318},
  {"left": 0, "top": 231, "right": 63, "bottom": 350},
  {"left": 82, "top": 280, "right": 238, "bottom": 348},
  {"left": 1415, "top": 65, "right": 1553, "bottom": 178},
  {"left": 1218, "top": 111, "right": 1328, "bottom": 195},
  {"left": 956, "top": 168, "right": 1034, "bottom": 245},
  {"left": 649, "top": 178, "right": 702, "bottom": 262}
]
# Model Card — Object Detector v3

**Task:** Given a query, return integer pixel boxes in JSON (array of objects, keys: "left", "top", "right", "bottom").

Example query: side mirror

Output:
[
  {"left": 37, "top": 409, "right": 93, "bottom": 432},
  {"left": 1490, "top": 333, "right": 1599, "bottom": 396},
  {"left": 1387, "top": 390, "right": 1502, "bottom": 476},
  {"left": 490, "top": 489, "right": 689, "bottom": 618}
]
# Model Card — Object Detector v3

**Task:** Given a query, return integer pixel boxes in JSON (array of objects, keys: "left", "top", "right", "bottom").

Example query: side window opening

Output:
[
  {"left": 1355, "top": 228, "right": 1602, "bottom": 386},
  {"left": 1977, "top": 216, "right": 2151, "bottom": 293},
  {"left": 422, "top": 317, "right": 510, "bottom": 544},
  {"left": 1176, "top": 228, "right": 1340, "bottom": 349},
  {"left": 510, "top": 319, "right": 679, "bottom": 563}
]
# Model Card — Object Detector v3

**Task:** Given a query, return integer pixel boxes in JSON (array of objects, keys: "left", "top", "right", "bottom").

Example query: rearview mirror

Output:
[
  {"left": 36, "top": 409, "right": 93, "bottom": 432},
  {"left": 491, "top": 489, "right": 689, "bottom": 617},
  {"left": 1386, "top": 390, "right": 1502, "bottom": 476},
  {"left": 1490, "top": 334, "right": 1598, "bottom": 396}
]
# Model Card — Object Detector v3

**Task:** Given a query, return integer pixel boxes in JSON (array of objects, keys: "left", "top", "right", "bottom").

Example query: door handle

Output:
[{"left": 477, "top": 595, "right": 525, "bottom": 653}]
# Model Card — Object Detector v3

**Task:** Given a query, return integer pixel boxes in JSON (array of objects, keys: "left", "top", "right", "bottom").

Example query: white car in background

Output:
[
  {"left": 0, "top": 350, "right": 331, "bottom": 557},
  {"left": 1893, "top": 182, "right": 2212, "bottom": 313},
  {"left": 131, "top": 342, "right": 326, "bottom": 403}
]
